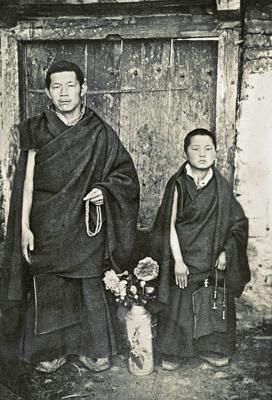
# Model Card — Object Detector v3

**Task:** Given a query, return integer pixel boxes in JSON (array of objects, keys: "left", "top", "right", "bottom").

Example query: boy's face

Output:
[
  {"left": 185, "top": 135, "right": 216, "bottom": 170},
  {"left": 45, "top": 71, "right": 86, "bottom": 115}
]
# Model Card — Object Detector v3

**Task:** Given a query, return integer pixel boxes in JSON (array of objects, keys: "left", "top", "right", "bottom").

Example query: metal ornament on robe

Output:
[
  {"left": 125, "top": 305, "right": 154, "bottom": 376},
  {"left": 192, "top": 271, "right": 228, "bottom": 340}
]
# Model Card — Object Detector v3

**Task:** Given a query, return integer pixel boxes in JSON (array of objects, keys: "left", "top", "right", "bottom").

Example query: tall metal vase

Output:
[{"left": 125, "top": 305, "right": 154, "bottom": 376}]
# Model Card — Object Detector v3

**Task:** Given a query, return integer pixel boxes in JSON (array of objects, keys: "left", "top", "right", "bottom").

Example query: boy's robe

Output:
[
  {"left": 1, "top": 108, "right": 140, "bottom": 334},
  {"left": 152, "top": 162, "right": 250, "bottom": 305},
  {"left": 175, "top": 174, "right": 218, "bottom": 273}
]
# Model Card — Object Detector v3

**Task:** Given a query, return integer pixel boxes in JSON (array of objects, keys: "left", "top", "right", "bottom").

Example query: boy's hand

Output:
[
  {"left": 215, "top": 251, "right": 226, "bottom": 271},
  {"left": 83, "top": 188, "right": 104, "bottom": 206},
  {"left": 21, "top": 227, "right": 34, "bottom": 264},
  {"left": 175, "top": 261, "right": 189, "bottom": 289}
]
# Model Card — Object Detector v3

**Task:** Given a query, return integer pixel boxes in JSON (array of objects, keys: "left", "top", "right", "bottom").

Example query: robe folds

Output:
[
  {"left": 1, "top": 108, "right": 140, "bottom": 340},
  {"left": 153, "top": 162, "right": 250, "bottom": 305},
  {"left": 152, "top": 162, "right": 250, "bottom": 358}
]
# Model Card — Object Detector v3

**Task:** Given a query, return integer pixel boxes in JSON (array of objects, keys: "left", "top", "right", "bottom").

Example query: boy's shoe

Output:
[
  {"left": 35, "top": 356, "right": 66, "bottom": 373},
  {"left": 199, "top": 354, "right": 230, "bottom": 367},
  {"left": 161, "top": 360, "right": 180, "bottom": 371},
  {"left": 79, "top": 356, "right": 111, "bottom": 372}
]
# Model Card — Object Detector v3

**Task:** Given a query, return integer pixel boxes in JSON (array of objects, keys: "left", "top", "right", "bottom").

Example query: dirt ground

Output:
[
  {"left": 0, "top": 244, "right": 271, "bottom": 400},
  {"left": 0, "top": 324, "right": 271, "bottom": 400}
]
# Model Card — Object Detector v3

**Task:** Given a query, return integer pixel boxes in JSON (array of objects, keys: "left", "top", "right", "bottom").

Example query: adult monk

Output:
[
  {"left": 1, "top": 60, "right": 140, "bottom": 373},
  {"left": 153, "top": 128, "right": 250, "bottom": 370}
]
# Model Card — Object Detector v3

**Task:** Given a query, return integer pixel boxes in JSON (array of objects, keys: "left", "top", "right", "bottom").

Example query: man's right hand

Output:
[
  {"left": 175, "top": 260, "right": 189, "bottom": 289},
  {"left": 21, "top": 227, "right": 34, "bottom": 264}
]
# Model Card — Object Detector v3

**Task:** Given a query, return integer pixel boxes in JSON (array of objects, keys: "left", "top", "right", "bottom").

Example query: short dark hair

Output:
[
  {"left": 184, "top": 128, "right": 217, "bottom": 153},
  {"left": 45, "top": 60, "right": 85, "bottom": 89}
]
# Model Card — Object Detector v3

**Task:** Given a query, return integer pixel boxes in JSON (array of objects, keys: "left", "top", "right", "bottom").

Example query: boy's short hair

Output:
[
  {"left": 184, "top": 128, "right": 217, "bottom": 153},
  {"left": 45, "top": 60, "right": 85, "bottom": 89}
]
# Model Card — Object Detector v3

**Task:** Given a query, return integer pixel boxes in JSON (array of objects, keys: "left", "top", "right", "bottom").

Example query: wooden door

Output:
[{"left": 20, "top": 38, "right": 217, "bottom": 227}]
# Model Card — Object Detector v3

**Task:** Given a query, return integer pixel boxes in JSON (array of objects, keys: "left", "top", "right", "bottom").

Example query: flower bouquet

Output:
[
  {"left": 103, "top": 256, "right": 159, "bottom": 307},
  {"left": 103, "top": 257, "right": 159, "bottom": 376}
]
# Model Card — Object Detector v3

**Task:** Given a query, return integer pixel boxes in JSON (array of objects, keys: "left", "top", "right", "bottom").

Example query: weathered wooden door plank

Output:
[
  {"left": 119, "top": 38, "right": 217, "bottom": 226},
  {"left": 13, "top": 15, "right": 222, "bottom": 41},
  {"left": 215, "top": 28, "right": 240, "bottom": 183},
  {"left": 119, "top": 39, "right": 171, "bottom": 227},
  {"left": 168, "top": 39, "right": 218, "bottom": 177},
  {"left": 28, "top": 88, "right": 189, "bottom": 94},
  {"left": 86, "top": 40, "right": 122, "bottom": 132}
]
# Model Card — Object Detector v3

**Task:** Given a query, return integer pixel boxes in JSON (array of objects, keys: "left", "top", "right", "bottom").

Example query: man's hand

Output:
[
  {"left": 83, "top": 188, "right": 104, "bottom": 206},
  {"left": 175, "top": 260, "right": 189, "bottom": 289},
  {"left": 215, "top": 251, "right": 226, "bottom": 271},
  {"left": 21, "top": 226, "right": 34, "bottom": 264}
]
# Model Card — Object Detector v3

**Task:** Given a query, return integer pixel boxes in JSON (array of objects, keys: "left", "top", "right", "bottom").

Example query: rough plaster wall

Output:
[
  {"left": 0, "top": 36, "right": 4, "bottom": 241},
  {"left": 235, "top": 5, "right": 272, "bottom": 327}
]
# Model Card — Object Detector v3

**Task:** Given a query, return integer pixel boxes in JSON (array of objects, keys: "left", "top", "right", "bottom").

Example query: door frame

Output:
[{"left": 0, "top": 13, "right": 241, "bottom": 228}]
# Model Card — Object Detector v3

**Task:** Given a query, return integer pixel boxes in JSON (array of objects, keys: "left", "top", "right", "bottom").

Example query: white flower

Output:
[
  {"left": 119, "top": 280, "right": 128, "bottom": 298},
  {"left": 130, "top": 285, "right": 137, "bottom": 295},
  {"left": 140, "top": 281, "right": 146, "bottom": 288},
  {"left": 134, "top": 257, "right": 159, "bottom": 281},
  {"left": 103, "top": 269, "right": 120, "bottom": 294},
  {"left": 145, "top": 286, "right": 155, "bottom": 294}
]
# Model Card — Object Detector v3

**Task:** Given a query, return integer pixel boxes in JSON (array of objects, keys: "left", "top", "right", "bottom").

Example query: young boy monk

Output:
[{"left": 153, "top": 128, "right": 250, "bottom": 370}]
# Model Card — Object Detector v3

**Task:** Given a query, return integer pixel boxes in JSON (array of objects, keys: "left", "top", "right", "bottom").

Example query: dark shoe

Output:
[
  {"left": 35, "top": 357, "right": 66, "bottom": 373},
  {"left": 199, "top": 354, "right": 229, "bottom": 367},
  {"left": 79, "top": 356, "right": 111, "bottom": 372}
]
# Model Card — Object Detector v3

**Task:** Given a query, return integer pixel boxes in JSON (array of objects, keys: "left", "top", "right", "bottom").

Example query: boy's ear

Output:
[
  {"left": 45, "top": 88, "right": 52, "bottom": 100},
  {"left": 183, "top": 150, "right": 188, "bottom": 160},
  {"left": 81, "top": 82, "right": 87, "bottom": 97}
]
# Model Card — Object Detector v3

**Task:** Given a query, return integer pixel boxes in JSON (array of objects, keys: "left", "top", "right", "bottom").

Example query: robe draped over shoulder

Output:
[
  {"left": 2, "top": 108, "right": 140, "bottom": 302},
  {"left": 152, "top": 162, "right": 250, "bottom": 304}
]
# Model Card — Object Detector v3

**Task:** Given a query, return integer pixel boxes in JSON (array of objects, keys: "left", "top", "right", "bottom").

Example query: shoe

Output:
[
  {"left": 35, "top": 356, "right": 66, "bottom": 373},
  {"left": 161, "top": 360, "right": 180, "bottom": 371},
  {"left": 199, "top": 354, "right": 229, "bottom": 367},
  {"left": 79, "top": 356, "right": 111, "bottom": 372}
]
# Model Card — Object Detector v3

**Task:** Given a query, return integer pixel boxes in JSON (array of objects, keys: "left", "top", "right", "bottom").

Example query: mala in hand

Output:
[{"left": 85, "top": 200, "right": 102, "bottom": 237}]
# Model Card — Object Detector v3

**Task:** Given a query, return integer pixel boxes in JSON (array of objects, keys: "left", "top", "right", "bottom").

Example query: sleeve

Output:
[
  {"left": 175, "top": 178, "right": 184, "bottom": 219},
  {"left": 17, "top": 118, "right": 39, "bottom": 150},
  {"left": 223, "top": 196, "right": 250, "bottom": 297}
]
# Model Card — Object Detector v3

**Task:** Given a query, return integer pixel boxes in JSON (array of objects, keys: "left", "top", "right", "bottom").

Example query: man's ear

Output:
[
  {"left": 45, "top": 88, "right": 52, "bottom": 100},
  {"left": 81, "top": 82, "right": 87, "bottom": 97}
]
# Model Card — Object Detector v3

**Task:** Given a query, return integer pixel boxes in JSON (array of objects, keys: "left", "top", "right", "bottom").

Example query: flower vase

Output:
[{"left": 125, "top": 305, "right": 154, "bottom": 376}]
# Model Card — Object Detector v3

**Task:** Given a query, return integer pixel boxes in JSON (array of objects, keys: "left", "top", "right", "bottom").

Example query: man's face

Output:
[
  {"left": 46, "top": 71, "right": 86, "bottom": 114},
  {"left": 185, "top": 135, "right": 216, "bottom": 170}
]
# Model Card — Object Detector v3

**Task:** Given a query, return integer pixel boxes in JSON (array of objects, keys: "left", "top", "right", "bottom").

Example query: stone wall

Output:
[{"left": 235, "top": 1, "right": 272, "bottom": 327}]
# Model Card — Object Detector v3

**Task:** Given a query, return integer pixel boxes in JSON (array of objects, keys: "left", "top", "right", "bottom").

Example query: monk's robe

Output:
[
  {"left": 0, "top": 108, "right": 140, "bottom": 363},
  {"left": 152, "top": 162, "right": 250, "bottom": 358}
]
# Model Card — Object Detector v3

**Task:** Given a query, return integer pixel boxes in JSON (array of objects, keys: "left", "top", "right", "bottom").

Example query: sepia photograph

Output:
[{"left": 0, "top": 0, "right": 271, "bottom": 399}]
